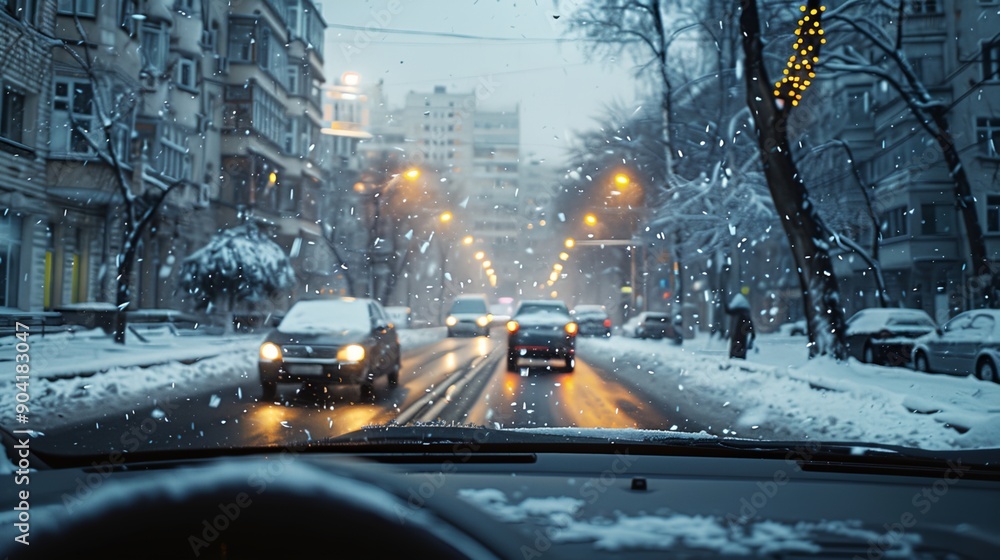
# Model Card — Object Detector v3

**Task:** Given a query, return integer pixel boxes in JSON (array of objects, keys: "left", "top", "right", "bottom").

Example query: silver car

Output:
[{"left": 912, "top": 309, "right": 1000, "bottom": 382}]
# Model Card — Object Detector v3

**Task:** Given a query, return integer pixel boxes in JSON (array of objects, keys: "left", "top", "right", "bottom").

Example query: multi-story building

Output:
[
  {"left": 815, "top": 1, "right": 1000, "bottom": 321},
  {"left": 401, "top": 85, "right": 475, "bottom": 198},
  {"left": 219, "top": 0, "right": 328, "bottom": 304},
  {"left": 0, "top": 0, "right": 56, "bottom": 310},
  {"left": 469, "top": 107, "right": 521, "bottom": 291},
  {"left": 41, "top": 0, "right": 218, "bottom": 311}
]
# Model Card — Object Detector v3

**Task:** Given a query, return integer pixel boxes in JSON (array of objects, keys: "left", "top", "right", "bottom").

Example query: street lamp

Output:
[
  {"left": 462, "top": 235, "right": 474, "bottom": 245},
  {"left": 565, "top": 238, "right": 575, "bottom": 249},
  {"left": 559, "top": 252, "right": 569, "bottom": 261},
  {"left": 584, "top": 213, "right": 598, "bottom": 227},
  {"left": 439, "top": 211, "right": 453, "bottom": 223},
  {"left": 403, "top": 168, "right": 421, "bottom": 181},
  {"left": 474, "top": 251, "right": 485, "bottom": 261}
]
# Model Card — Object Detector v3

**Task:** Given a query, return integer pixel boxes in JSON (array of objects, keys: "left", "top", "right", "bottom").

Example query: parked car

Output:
[
  {"left": 911, "top": 309, "right": 1000, "bottom": 382},
  {"left": 621, "top": 311, "right": 683, "bottom": 344},
  {"left": 571, "top": 304, "right": 612, "bottom": 337},
  {"left": 845, "top": 308, "right": 937, "bottom": 366},
  {"left": 778, "top": 319, "right": 807, "bottom": 336},
  {"left": 445, "top": 294, "right": 493, "bottom": 337},
  {"left": 384, "top": 306, "right": 413, "bottom": 329},
  {"left": 258, "top": 298, "right": 401, "bottom": 401},
  {"left": 506, "top": 300, "right": 577, "bottom": 372}
]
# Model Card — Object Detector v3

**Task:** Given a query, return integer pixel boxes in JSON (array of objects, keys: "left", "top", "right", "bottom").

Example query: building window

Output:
[
  {"left": 0, "top": 86, "right": 26, "bottom": 145},
  {"left": 228, "top": 21, "right": 255, "bottom": 63},
  {"left": 150, "top": 125, "right": 190, "bottom": 181},
  {"left": 140, "top": 22, "right": 168, "bottom": 71},
  {"left": 907, "top": 0, "right": 939, "bottom": 13},
  {"left": 52, "top": 78, "right": 95, "bottom": 155},
  {"left": 57, "top": 0, "right": 95, "bottom": 16},
  {"left": 119, "top": 0, "right": 138, "bottom": 35},
  {"left": 3, "top": 0, "right": 35, "bottom": 21},
  {"left": 984, "top": 40, "right": 1000, "bottom": 82},
  {"left": 920, "top": 204, "right": 954, "bottom": 235},
  {"left": 174, "top": 0, "right": 194, "bottom": 16},
  {"left": 988, "top": 196, "right": 1000, "bottom": 233},
  {"left": 0, "top": 214, "right": 21, "bottom": 308},
  {"left": 175, "top": 58, "right": 197, "bottom": 91},
  {"left": 880, "top": 206, "right": 909, "bottom": 239},
  {"left": 977, "top": 117, "right": 1000, "bottom": 158}
]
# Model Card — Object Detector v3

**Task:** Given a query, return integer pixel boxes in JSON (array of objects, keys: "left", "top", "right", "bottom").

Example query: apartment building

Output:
[{"left": 810, "top": 1, "right": 1000, "bottom": 321}]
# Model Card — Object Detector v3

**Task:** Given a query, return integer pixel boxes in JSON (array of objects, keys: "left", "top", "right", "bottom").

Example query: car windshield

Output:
[
  {"left": 277, "top": 300, "right": 370, "bottom": 334},
  {"left": 517, "top": 303, "right": 570, "bottom": 317},
  {"left": 450, "top": 300, "right": 489, "bottom": 314},
  {"left": 3, "top": 0, "right": 1000, "bottom": 473}
]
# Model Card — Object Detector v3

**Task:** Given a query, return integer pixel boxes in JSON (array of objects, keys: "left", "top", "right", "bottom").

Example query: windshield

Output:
[
  {"left": 277, "top": 300, "right": 370, "bottom": 334},
  {"left": 2, "top": 0, "right": 1000, "bottom": 467},
  {"left": 450, "top": 299, "right": 489, "bottom": 314}
]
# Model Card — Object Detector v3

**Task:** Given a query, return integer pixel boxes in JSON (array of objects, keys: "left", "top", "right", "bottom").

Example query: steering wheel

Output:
[{"left": 18, "top": 456, "right": 535, "bottom": 560}]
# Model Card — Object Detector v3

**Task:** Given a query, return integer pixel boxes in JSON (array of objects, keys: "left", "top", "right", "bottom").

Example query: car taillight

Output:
[
  {"left": 603, "top": 318, "right": 611, "bottom": 328},
  {"left": 506, "top": 320, "right": 519, "bottom": 334},
  {"left": 565, "top": 322, "right": 578, "bottom": 335}
]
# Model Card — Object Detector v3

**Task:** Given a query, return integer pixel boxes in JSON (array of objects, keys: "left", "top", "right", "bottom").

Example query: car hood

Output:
[{"left": 264, "top": 329, "right": 368, "bottom": 346}]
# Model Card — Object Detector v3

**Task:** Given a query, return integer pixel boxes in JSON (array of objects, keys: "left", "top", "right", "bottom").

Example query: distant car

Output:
[
  {"left": 258, "top": 298, "right": 401, "bottom": 401},
  {"left": 445, "top": 294, "right": 493, "bottom": 337},
  {"left": 779, "top": 320, "right": 807, "bottom": 336},
  {"left": 912, "top": 309, "right": 1000, "bottom": 382},
  {"left": 506, "top": 300, "right": 577, "bottom": 372},
  {"left": 571, "top": 304, "right": 611, "bottom": 337},
  {"left": 845, "top": 308, "right": 937, "bottom": 366},
  {"left": 621, "top": 312, "right": 682, "bottom": 344},
  {"left": 384, "top": 306, "right": 413, "bottom": 329}
]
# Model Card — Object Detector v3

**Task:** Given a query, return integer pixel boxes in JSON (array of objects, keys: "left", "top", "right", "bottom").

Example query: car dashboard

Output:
[{"left": 4, "top": 437, "right": 1000, "bottom": 560}]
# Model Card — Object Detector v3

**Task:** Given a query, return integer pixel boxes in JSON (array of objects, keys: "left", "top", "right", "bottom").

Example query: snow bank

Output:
[{"left": 577, "top": 333, "right": 1000, "bottom": 450}]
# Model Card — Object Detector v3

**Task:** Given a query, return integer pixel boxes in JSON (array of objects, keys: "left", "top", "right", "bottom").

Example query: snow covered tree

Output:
[
  {"left": 739, "top": 0, "right": 848, "bottom": 358},
  {"left": 179, "top": 224, "right": 296, "bottom": 322}
]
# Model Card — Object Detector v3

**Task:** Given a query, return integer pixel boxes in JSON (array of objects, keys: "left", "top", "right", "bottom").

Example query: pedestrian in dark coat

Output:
[{"left": 724, "top": 293, "right": 755, "bottom": 359}]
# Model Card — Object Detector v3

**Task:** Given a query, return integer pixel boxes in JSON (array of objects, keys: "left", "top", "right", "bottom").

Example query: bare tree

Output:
[
  {"left": 55, "top": 19, "right": 182, "bottom": 344},
  {"left": 739, "top": 0, "right": 848, "bottom": 358}
]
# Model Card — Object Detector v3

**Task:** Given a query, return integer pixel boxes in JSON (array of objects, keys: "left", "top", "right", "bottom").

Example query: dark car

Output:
[
  {"left": 623, "top": 311, "right": 683, "bottom": 344},
  {"left": 258, "top": 298, "right": 401, "bottom": 401},
  {"left": 845, "top": 308, "right": 937, "bottom": 366},
  {"left": 571, "top": 304, "right": 612, "bottom": 337},
  {"left": 506, "top": 300, "right": 577, "bottom": 372}
]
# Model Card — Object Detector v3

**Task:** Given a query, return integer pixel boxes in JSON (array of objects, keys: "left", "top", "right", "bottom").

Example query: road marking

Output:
[{"left": 394, "top": 344, "right": 502, "bottom": 425}]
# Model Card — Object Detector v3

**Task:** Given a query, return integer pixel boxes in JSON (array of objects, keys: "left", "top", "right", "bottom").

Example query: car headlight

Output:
[
  {"left": 446, "top": 316, "right": 458, "bottom": 327},
  {"left": 476, "top": 315, "right": 490, "bottom": 327},
  {"left": 337, "top": 344, "right": 366, "bottom": 363},
  {"left": 565, "top": 322, "right": 579, "bottom": 335},
  {"left": 259, "top": 342, "right": 281, "bottom": 361}
]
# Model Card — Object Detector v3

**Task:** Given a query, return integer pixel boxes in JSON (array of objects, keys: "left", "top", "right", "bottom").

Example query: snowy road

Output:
[
  {"left": 29, "top": 330, "right": 699, "bottom": 455},
  {"left": 17, "top": 330, "right": 1000, "bottom": 458}
]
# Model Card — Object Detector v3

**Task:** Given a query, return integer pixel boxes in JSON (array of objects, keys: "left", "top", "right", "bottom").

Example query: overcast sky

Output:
[{"left": 321, "top": 0, "right": 643, "bottom": 163}]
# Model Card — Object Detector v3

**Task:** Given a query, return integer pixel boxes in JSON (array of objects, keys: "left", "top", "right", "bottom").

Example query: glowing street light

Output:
[
  {"left": 564, "top": 238, "right": 575, "bottom": 249},
  {"left": 584, "top": 213, "right": 598, "bottom": 227},
  {"left": 474, "top": 251, "right": 485, "bottom": 261},
  {"left": 559, "top": 252, "right": 569, "bottom": 261},
  {"left": 613, "top": 173, "right": 630, "bottom": 187},
  {"left": 403, "top": 168, "right": 421, "bottom": 181},
  {"left": 462, "top": 235, "right": 474, "bottom": 245},
  {"left": 553, "top": 263, "right": 563, "bottom": 271},
  {"left": 482, "top": 260, "right": 492, "bottom": 269},
  {"left": 439, "top": 211, "right": 453, "bottom": 223}
]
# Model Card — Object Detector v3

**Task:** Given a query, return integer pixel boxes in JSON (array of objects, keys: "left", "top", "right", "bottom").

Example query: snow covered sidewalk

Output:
[
  {"left": 0, "top": 328, "right": 261, "bottom": 380},
  {"left": 578, "top": 332, "right": 1000, "bottom": 451}
]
